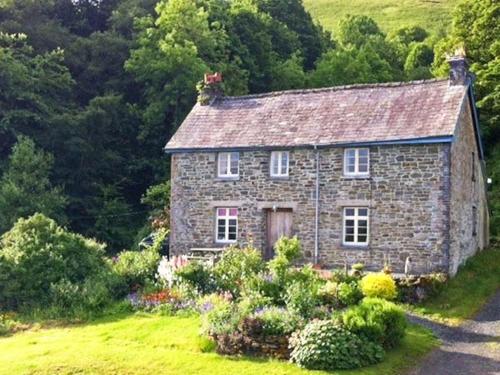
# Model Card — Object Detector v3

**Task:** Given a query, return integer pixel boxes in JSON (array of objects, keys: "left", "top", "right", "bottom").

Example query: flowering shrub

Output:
[
  {"left": 318, "top": 281, "right": 338, "bottom": 305},
  {"left": 127, "top": 288, "right": 195, "bottom": 313},
  {"left": 157, "top": 255, "right": 189, "bottom": 288},
  {"left": 360, "top": 273, "right": 397, "bottom": 300},
  {"left": 213, "top": 246, "right": 265, "bottom": 297},
  {"left": 251, "top": 306, "right": 303, "bottom": 336},
  {"left": 201, "top": 294, "right": 241, "bottom": 336},
  {"left": 337, "top": 281, "right": 363, "bottom": 306},
  {"left": 289, "top": 320, "right": 384, "bottom": 370},
  {"left": 113, "top": 231, "right": 168, "bottom": 290},
  {"left": 175, "top": 261, "right": 216, "bottom": 294},
  {"left": 342, "top": 297, "right": 407, "bottom": 349}
]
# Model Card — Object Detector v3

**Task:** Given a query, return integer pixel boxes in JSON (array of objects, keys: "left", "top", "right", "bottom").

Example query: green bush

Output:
[
  {"left": 318, "top": 281, "right": 338, "bottom": 305},
  {"left": 342, "top": 297, "right": 407, "bottom": 349},
  {"left": 290, "top": 319, "right": 384, "bottom": 370},
  {"left": 112, "top": 230, "right": 166, "bottom": 289},
  {"left": 337, "top": 281, "right": 363, "bottom": 306},
  {"left": 0, "top": 214, "right": 117, "bottom": 311},
  {"left": 268, "top": 236, "right": 301, "bottom": 281},
  {"left": 175, "top": 261, "right": 215, "bottom": 294},
  {"left": 201, "top": 295, "right": 241, "bottom": 336},
  {"left": 213, "top": 245, "right": 265, "bottom": 297},
  {"left": 285, "top": 280, "right": 320, "bottom": 318},
  {"left": 251, "top": 306, "right": 303, "bottom": 336},
  {"left": 360, "top": 273, "right": 397, "bottom": 300}
]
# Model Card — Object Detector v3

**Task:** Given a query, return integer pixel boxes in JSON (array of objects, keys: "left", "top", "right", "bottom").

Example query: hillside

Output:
[{"left": 303, "top": 0, "right": 460, "bottom": 35}]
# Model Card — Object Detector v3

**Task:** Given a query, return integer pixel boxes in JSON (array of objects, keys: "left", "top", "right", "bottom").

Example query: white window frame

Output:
[
  {"left": 342, "top": 207, "right": 369, "bottom": 246},
  {"left": 343, "top": 148, "right": 370, "bottom": 177},
  {"left": 270, "top": 151, "right": 289, "bottom": 177},
  {"left": 215, "top": 208, "right": 238, "bottom": 243},
  {"left": 217, "top": 152, "right": 239, "bottom": 178}
]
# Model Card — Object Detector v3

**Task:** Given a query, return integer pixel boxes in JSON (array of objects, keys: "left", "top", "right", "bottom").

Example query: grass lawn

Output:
[
  {"left": 303, "top": 0, "right": 460, "bottom": 35},
  {"left": 411, "top": 247, "right": 500, "bottom": 326},
  {"left": 0, "top": 312, "right": 437, "bottom": 375}
]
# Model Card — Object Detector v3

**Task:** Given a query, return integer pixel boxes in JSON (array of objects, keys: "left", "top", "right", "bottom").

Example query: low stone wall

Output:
[{"left": 212, "top": 317, "right": 291, "bottom": 359}]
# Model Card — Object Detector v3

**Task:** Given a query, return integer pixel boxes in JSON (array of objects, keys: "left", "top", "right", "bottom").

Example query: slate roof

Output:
[{"left": 165, "top": 79, "right": 469, "bottom": 152}]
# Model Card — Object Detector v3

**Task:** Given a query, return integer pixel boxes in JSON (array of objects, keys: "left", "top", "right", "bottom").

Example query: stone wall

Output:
[
  {"left": 448, "top": 98, "right": 489, "bottom": 275},
  {"left": 170, "top": 142, "right": 453, "bottom": 273}
]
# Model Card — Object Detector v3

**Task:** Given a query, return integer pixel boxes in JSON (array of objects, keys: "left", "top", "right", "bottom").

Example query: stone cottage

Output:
[{"left": 164, "top": 55, "right": 489, "bottom": 275}]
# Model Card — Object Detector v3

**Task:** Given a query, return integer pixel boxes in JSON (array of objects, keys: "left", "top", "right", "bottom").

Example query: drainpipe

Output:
[{"left": 314, "top": 145, "right": 320, "bottom": 265}]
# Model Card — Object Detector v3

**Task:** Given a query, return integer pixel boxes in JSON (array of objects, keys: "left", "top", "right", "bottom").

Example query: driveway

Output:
[{"left": 409, "top": 291, "right": 500, "bottom": 375}]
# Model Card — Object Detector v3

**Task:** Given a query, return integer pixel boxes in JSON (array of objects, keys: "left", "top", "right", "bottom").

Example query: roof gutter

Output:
[{"left": 164, "top": 135, "right": 454, "bottom": 154}]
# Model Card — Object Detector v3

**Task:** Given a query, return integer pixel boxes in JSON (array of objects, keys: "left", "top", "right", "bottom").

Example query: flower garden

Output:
[{"left": 125, "top": 236, "right": 408, "bottom": 371}]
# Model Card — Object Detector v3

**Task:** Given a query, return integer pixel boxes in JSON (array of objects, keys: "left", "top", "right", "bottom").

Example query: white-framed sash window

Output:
[
  {"left": 343, "top": 207, "right": 369, "bottom": 246},
  {"left": 218, "top": 152, "right": 239, "bottom": 177},
  {"left": 216, "top": 208, "right": 238, "bottom": 243},
  {"left": 344, "top": 148, "right": 369, "bottom": 177},
  {"left": 270, "top": 151, "right": 289, "bottom": 177}
]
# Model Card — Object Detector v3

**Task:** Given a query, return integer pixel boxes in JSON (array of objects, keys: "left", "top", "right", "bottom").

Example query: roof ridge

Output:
[{"left": 220, "top": 78, "right": 449, "bottom": 101}]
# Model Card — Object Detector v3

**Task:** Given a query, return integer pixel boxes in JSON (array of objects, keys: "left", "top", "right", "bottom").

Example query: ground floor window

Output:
[
  {"left": 343, "top": 207, "right": 369, "bottom": 246},
  {"left": 216, "top": 208, "right": 238, "bottom": 243}
]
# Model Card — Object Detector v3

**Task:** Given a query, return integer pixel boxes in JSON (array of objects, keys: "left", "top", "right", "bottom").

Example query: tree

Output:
[
  {"left": 404, "top": 43, "right": 434, "bottom": 80},
  {"left": 432, "top": 0, "right": 499, "bottom": 144},
  {"left": 0, "top": 137, "right": 67, "bottom": 233},
  {"left": 338, "top": 15, "right": 383, "bottom": 48}
]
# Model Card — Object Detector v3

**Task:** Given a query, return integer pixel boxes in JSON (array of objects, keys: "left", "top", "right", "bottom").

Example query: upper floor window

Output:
[
  {"left": 343, "top": 207, "right": 369, "bottom": 246},
  {"left": 218, "top": 152, "right": 239, "bottom": 178},
  {"left": 344, "top": 148, "right": 369, "bottom": 177},
  {"left": 216, "top": 208, "right": 238, "bottom": 243},
  {"left": 270, "top": 151, "right": 289, "bottom": 177}
]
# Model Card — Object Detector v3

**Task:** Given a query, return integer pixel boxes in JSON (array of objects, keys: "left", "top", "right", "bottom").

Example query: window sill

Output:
[
  {"left": 214, "top": 177, "right": 240, "bottom": 182},
  {"left": 340, "top": 244, "right": 370, "bottom": 250},
  {"left": 341, "top": 175, "right": 371, "bottom": 180},
  {"left": 269, "top": 176, "right": 290, "bottom": 180}
]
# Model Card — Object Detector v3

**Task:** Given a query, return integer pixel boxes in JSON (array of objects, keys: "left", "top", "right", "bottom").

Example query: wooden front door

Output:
[{"left": 265, "top": 209, "right": 293, "bottom": 260}]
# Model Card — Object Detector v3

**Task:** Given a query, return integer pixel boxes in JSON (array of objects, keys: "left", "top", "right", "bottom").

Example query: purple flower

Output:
[{"left": 201, "top": 301, "right": 214, "bottom": 313}]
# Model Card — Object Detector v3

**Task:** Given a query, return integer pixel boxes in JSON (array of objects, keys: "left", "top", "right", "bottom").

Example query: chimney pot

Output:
[{"left": 198, "top": 72, "right": 223, "bottom": 105}]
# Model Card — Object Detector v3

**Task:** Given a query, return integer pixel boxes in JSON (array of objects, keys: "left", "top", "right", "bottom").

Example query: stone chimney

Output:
[
  {"left": 197, "top": 72, "right": 223, "bottom": 105},
  {"left": 447, "top": 47, "right": 470, "bottom": 86}
]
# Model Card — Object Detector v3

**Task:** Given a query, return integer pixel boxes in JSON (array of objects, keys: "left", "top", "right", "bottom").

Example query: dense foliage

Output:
[
  {"left": 360, "top": 273, "right": 398, "bottom": 300},
  {"left": 0, "top": 0, "right": 469, "bottom": 251},
  {"left": 0, "top": 214, "right": 125, "bottom": 314},
  {"left": 289, "top": 319, "right": 384, "bottom": 370}
]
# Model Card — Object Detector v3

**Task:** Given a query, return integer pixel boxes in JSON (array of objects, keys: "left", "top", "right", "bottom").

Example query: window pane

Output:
[
  {"left": 272, "top": 156, "right": 279, "bottom": 175},
  {"left": 345, "top": 235, "right": 355, "bottom": 242},
  {"left": 281, "top": 152, "right": 288, "bottom": 174},
  {"left": 217, "top": 227, "right": 226, "bottom": 239},
  {"left": 228, "top": 232, "right": 237, "bottom": 240},
  {"left": 358, "top": 220, "right": 367, "bottom": 228},
  {"left": 217, "top": 209, "right": 226, "bottom": 216},
  {"left": 228, "top": 219, "right": 237, "bottom": 226},
  {"left": 230, "top": 153, "right": 238, "bottom": 174},
  {"left": 358, "top": 227, "right": 367, "bottom": 235},
  {"left": 358, "top": 149, "right": 368, "bottom": 158},
  {"left": 218, "top": 154, "right": 228, "bottom": 175},
  {"left": 358, "top": 235, "right": 367, "bottom": 243},
  {"left": 346, "top": 149, "right": 356, "bottom": 158},
  {"left": 358, "top": 209, "right": 368, "bottom": 217},
  {"left": 346, "top": 227, "right": 354, "bottom": 234},
  {"left": 345, "top": 209, "right": 355, "bottom": 216},
  {"left": 229, "top": 208, "right": 238, "bottom": 216},
  {"left": 358, "top": 163, "right": 368, "bottom": 173}
]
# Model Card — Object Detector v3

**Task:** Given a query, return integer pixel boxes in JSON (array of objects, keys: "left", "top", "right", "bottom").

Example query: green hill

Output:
[{"left": 303, "top": 0, "right": 460, "bottom": 35}]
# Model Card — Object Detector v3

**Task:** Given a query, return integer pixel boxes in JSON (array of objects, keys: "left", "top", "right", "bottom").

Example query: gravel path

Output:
[{"left": 408, "top": 291, "right": 500, "bottom": 375}]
